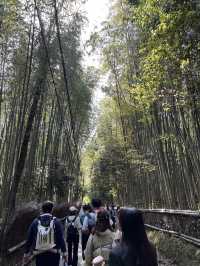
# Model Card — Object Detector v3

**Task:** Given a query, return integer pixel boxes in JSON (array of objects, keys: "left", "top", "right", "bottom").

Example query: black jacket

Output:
[{"left": 109, "top": 242, "right": 158, "bottom": 266}]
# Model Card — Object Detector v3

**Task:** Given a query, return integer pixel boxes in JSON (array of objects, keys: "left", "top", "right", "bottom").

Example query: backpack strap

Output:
[
  {"left": 37, "top": 219, "right": 41, "bottom": 226},
  {"left": 50, "top": 217, "right": 56, "bottom": 228},
  {"left": 72, "top": 216, "right": 77, "bottom": 223},
  {"left": 66, "top": 216, "right": 77, "bottom": 225},
  {"left": 37, "top": 215, "right": 54, "bottom": 226}
]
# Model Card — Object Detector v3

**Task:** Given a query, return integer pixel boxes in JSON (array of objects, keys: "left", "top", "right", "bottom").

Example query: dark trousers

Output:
[
  {"left": 36, "top": 252, "right": 60, "bottom": 266},
  {"left": 67, "top": 234, "right": 79, "bottom": 266},
  {"left": 81, "top": 232, "right": 90, "bottom": 260}
]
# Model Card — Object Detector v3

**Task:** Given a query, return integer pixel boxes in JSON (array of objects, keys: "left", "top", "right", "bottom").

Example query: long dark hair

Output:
[
  {"left": 95, "top": 210, "right": 112, "bottom": 233},
  {"left": 119, "top": 208, "right": 152, "bottom": 264}
]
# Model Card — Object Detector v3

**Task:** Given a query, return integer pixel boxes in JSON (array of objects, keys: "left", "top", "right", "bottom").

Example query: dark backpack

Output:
[{"left": 66, "top": 216, "right": 78, "bottom": 238}]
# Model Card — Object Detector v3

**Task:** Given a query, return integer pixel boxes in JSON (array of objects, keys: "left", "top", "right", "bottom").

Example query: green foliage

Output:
[
  {"left": 149, "top": 231, "right": 200, "bottom": 266},
  {"left": 0, "top": 0, "right": 97, "bottom": 207},
  {"left": 1, "top": 0, "right": 20, "bottom": 33},
  {"left": 82, "top": 0, "right": 200, "bottom": 209},
  {"left": 81, "top": 96, "right": 156, "bottom": 204}
]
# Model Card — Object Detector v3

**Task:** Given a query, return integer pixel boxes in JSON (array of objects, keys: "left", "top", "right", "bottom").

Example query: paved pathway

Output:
[
  {"left": 59, "top": 249, "right": 174, "bottom": 266},
  {"left": 77, "top": 250, "right": 175, "bottom": 266},
  {"left": 59, "top": 245, "right": 83, "bottom": 266},
  {"left": 78, "top": 245, "right": 84, "bottom": 266}
]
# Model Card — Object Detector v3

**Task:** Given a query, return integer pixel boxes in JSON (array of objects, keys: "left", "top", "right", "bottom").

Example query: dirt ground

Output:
[{"left": 158, "top": 254, "right": 176, "bottom": 266}]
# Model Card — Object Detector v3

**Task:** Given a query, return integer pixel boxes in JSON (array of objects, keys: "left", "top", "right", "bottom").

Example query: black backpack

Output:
[{"left": 66, "top": 216, "right": 78, "bottom": 238}]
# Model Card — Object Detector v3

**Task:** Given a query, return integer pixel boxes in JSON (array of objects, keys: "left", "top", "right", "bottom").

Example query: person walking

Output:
[
  {"left": 66, "top": 206, "right": 82, "bottom": 266},
  {"left": 82, "top": 198, "right": 105, "bottom": 234},
  {"left": 23, "top": 201, "right": 67, "bottom": 266},
  {"left": 108, "top": 208, "right": 158, "bottom": 266},
  {"left": 81, "top": 204, "right": 96, "bottom": 260},
  {"left": 85, "top": 210, "right": 114, "bottom": 266},
  {"left": 91, "top": 198, "right": 103, "bottom": 215}
]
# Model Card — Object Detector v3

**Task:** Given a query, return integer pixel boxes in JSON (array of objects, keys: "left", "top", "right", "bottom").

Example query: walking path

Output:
[
  {"left": 78, "top": 245, "right": 84, "bottom": 266},
  {"left": 33, "top": 251, "right": 173, "bottom": 266},
  {"left": 76, "top": 249, "right": 174, "bottom": 266},
  {"left": 59, "top": 245, "right": 83, "bottom": 266}
]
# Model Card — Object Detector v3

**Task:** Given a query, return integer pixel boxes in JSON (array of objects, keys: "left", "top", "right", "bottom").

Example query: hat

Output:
[{"left": 69, "top": 206, "right": 78, "bottom": 212}]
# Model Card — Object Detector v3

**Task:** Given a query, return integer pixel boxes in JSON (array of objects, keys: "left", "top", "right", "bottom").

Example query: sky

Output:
[
  {"left": 81, "top": 0, "right": 111, "bottom": 64},
  {"left": 81, "top": 0, "right": 112, "bottom": 104}
]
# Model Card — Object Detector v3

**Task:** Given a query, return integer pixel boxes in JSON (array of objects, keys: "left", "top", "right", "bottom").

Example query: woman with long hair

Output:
[
  {"left": 85, "top": 210, "right": 114, "bottom": 266},
  {"left": 109, "top": 208, "right": 158, "bottom": 266}
]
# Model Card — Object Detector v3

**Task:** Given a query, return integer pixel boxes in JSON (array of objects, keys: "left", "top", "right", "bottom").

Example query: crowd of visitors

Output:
[{"left": 23, "top": 199, "right": 158, "bottom": 266}]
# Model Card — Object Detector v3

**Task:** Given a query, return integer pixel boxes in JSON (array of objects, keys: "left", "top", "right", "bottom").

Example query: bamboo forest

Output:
[{"left": 1, "top": 0, "right": 200, "bottom": 265}]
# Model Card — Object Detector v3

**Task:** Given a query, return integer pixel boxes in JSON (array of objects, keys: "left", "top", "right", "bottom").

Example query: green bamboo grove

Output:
[
  {"left": 0, "top": 0, "right": 98, "bottom": 223},
  {"left": 1, "top": 0, "right": 200, "bottom": 228},
  {"left": 82, "top": 0, "right": 200, "bottom": 209}
]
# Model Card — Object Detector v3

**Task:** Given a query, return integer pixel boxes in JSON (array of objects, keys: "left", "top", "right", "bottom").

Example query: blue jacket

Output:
[{"left": 25, "top": 213, "right": 66, "bottom": 254}]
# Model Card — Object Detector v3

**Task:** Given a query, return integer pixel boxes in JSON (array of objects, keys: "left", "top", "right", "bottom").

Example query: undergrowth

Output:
[{"left": 148, "top": 231, "right": 200, "bottom": 266}]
